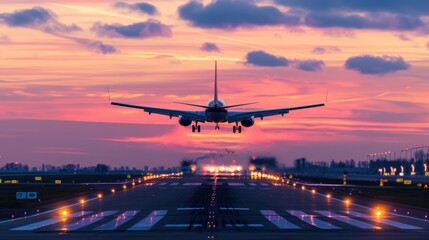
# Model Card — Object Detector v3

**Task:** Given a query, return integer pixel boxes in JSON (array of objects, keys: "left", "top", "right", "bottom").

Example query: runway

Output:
[{"left": 1, "top": 176, "right": 429, "bottom": 240}]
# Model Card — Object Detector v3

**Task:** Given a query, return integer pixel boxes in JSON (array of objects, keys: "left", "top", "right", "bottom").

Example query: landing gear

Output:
[
  {"left": 215, "top": 123, "right": 220, "bottom": 130},
  {"left": 192, "top": 122, "right": 201, "bottom": 133},
  {"left": 233, "top": 124, "right": 242, "bottom": 133}
]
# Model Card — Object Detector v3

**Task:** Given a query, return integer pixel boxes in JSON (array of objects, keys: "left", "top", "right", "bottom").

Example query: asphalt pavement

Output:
[{"left": 1, "top": 175, "right": 429, "bottom": 240}]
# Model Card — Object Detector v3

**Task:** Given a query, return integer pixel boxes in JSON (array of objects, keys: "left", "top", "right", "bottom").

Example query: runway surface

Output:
[{"left": 1, "top": 176, "right": 429, "bottom": 240}]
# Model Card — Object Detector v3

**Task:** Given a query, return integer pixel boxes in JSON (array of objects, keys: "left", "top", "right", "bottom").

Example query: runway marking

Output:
[
  {"left": 316, "top": 211, "right": 380, "bottom": 229},
  {"left": 95, "top": 210, "right": 140, "bottom": 231},
  {"left": 158, "top": 182, "right": 167, "bottom": 186},
  {"left": 225, "top": 224, "right": 264, "bottom": 228},
  {"left": 176, "top": 207, "right": 204, "bottom": 211},
  {"left": 228, "top": 183, "right": 245, "bottom": 186},
  {"left": 248, "top": 183, "right": 257, "bottom": 186},
  {"left": 287, "top": 210, "right": 340, "bottom": 229},
  {"left": 165, "top": 224, "right": 202, "bottom": 228},
  {"left": 260, "top": 210, "right": 301, "bottom": 229},
  {"left": 58, "top": 211, "right": 117, "bottom": 231},
  {"left": 259, "top": 183, "right": 269, "bottom": 186},
  {"left": 11, "top": 211, "right": 92, "bottom": 231},
  {"left": 183, "top": 183, "right": 201, "bottom": 186},
  {"left": 346, "top": 211, "right": 422, "bottom": 230},
  {"left": 127, "top": 210, "right": 168, "bottom": 231},
  {"left": 170, "top": 182, "right": 179, "bottom": 186},
  {"left": 220, "top": 207, "right": 250, "bottom": 211}
]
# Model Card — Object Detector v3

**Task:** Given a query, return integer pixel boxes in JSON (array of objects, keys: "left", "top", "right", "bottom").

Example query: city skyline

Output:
[{"left": 1, "top": 0, "right": 429, "bottom": 167}]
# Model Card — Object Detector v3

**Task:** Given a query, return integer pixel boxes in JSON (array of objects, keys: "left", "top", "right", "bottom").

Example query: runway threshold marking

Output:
[
  {"left": 346, "top": 211, "right": 422, "bottom": 230},
  {"left": 170, "top": 182, "right": 179, "bottom": 186},
  {"left": 10, "top": 211, "right": 92, "bottom": 231},
  {"left": 158, "top": 182, "right": 168, "bottom": 186},
  {"left": 165, "top": 224, "right": 203, "bottom": 228},
  {"left": 259, "top": 183, "right": 269, "bottom": 186},
  {"left": 315, "top": 211, "right": 380, "bottom": 229},
  {"left": 57, "top": 211, "right": 117, "bottom": 231},
  {"left": 95, "top": 210, "right": 140, "bottom": 231},
  {"left": 260, "top": 210, "right": 301, "bottom": 229},
  {"left": 287, "top": 210, "right": 340, "bottom": 229},
  {"left": 225, "top": 224, "right": 264, "bottom": 228},
  {"left": 127, "top": 210, "right": 168, "bottom": 231},
  {"left": 248, "top": 183, "right": 257, "bottom": 186}
]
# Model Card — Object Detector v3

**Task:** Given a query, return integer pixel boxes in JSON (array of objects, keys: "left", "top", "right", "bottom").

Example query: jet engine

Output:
[
  {"left": 240, "top": 117, "right": 255, "bottom": 127},
  {"left": 178, "top": 116, "right": 192, "bottom": 126}
]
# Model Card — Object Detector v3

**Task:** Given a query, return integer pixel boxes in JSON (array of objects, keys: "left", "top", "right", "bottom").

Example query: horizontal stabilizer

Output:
[
  {"left": 219, "top": 102, "right": 258, "bottom": 109},
  {"left": 174, "top": 101, "right": 209, "bottom": 108}
]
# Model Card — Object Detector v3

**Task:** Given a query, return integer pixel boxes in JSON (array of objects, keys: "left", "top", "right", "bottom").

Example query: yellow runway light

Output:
[{"left": 97, "top": 193, "right": 103, "bottom": 199}]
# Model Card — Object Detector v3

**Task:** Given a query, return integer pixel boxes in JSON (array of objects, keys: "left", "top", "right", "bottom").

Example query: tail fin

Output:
[{"left": 214, "top": 61, "right": 218, "bottom": 105}]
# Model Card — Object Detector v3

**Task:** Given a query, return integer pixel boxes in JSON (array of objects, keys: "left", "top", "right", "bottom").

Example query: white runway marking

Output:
[
  {"left": 58, "top": 211, "right": 117, "bottom": 231},
  {"left": 225, "top": 223, "right": 264, "bottom": 227},
  {"left": 260, "top": 210, "right": 300, "bottom": 229},
  {"left": 346, "top": 211, "right": 422, "bottom": 230},
  {"left": 287, "top": 210, "right": 340, "bottom": 229},
  {"left": 127, "top": 210, "right": 168, "bottom": 231},
  {"left": 170, "top": 182, "right": 179, "bottom": 186},
  {"left": 158, "top": 182, "right": 167, "bottom": 186},
  {"left": 248, "top": 183, "right": 257, "bottom": 186},
  {"left": 177, "top": 207, "right": 204, "bottom": 211},
  {"left": 229, "top": 183, "right": 245, "bottom": 186},
  {"left": 95, "top": 210, "right": 140, "bottom": 231},
  {"left": 316, "top": 211, "right": 380, "bottom": 229},
  {"left": 259, "top": 183, "right": 269, "bottom": 186},
  {"left": 165, "top": 224, "right": 202, "bottom": 228},
  {"left": 183, "top": 183, "right": 201, "bottom": 186},
  {"left": 11, "top": 211, "right": 92, "bottom": 231},
  {"left": 220, "top": 207, "right": 250, "bottom": 211}
]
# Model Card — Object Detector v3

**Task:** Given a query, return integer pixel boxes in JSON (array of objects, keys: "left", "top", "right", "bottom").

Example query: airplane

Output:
[{"left": 111, "top": 61, "right": 325, "bottom": 133}]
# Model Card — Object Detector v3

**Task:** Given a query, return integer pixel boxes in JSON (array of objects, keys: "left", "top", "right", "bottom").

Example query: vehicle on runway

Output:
[{"left": 111, "top": 62, "right": 325, "bottom": 133}]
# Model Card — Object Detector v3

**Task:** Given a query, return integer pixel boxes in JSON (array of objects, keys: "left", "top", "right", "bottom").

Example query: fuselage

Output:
[{"left": 205, "top": 99, "right": 228, "bottom": 123}]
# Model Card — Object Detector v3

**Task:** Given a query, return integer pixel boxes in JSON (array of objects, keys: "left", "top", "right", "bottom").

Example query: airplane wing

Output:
[
  {"left": 227, "top": 103, "right": 324, "bottom": 123},
  {"left": 111, "top": 102, "right": 207, "bottom": 122}
]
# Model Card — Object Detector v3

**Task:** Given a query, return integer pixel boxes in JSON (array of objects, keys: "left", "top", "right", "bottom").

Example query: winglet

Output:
[{"left": 325, "top": 88, "right": 329, "bottom": 104}]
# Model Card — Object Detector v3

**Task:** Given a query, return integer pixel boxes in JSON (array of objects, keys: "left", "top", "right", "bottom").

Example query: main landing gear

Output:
[
  {"left": 192, "top": 122, "right": 201, "bottom": 133},
  {"left": 215, "top": 123, "right": 220, "bottom": 130},
  {"left": 233, "top": 124, "right": 242, "bottom": 133}
]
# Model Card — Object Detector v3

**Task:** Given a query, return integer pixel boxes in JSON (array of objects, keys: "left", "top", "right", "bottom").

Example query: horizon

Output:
[{"left": 1, "top": 0, "right": 429, "bottom": 168}]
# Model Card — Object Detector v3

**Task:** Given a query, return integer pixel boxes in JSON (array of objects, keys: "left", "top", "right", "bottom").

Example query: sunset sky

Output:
[{"left": 1, "top": 0, "right": 429, "bottom": 168}]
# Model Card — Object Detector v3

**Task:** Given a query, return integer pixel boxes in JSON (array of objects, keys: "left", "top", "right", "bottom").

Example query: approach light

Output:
[
  {"left": 61, "top": 210, "right": 68, "bottom": 216},
  {"left": 311, "top": 189, "right": 316, "bottom": 194},
  {"left": 97, "top": 193, "right": 103, "bottom": 199},
  {"left": 326, "top": 194, "right": 331, "bottom": 198},
  {"left": 301, "top": 186, "right": 306, "bottom": 190},
  {"left": 123, "top": 185, "right": 127, "bottom": 189},
  {"left": 80, "top": 199, "right": 85, "bottom": 204},
  {"left": 111, "top": 188, "right": 116, "bottom": 193}
]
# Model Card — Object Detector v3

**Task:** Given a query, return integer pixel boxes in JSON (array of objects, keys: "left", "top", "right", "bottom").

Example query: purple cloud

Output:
[
  {"left": 311, "top": 46, "right": 340, "bottom": 54},
  {"left": 345, "top": 55, "right": 410, "bottom": 74},
  {"left": 295, "top": 59, "right": 325, "bottom": 72},
  {"left": 200, "top": 42, "right": 220, "bottom": 52},
  {"left": 91, "top": 20, "right": 171, "bottom": 38},
  {"left": 0, "top": 7, "right": 80, "bottom": 33},
  {"left": 179, "top": 0, "right": 300, "bottom": 29},
  {"left": 113, "top": 2, "right": 158, "bottom": 16},
  {"left": 245, "top": 51, "right": 289, "bottom": 67}
]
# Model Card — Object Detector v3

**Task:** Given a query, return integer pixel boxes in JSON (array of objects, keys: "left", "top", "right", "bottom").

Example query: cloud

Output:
[
  {"left": 245, "top": 50, "right": 289, "bottom": 67},
  {"left": 178, "top": 0, "right": 300, "bottom": 29},
  {"left": 304, "top": 11, "right": 423, "bottom": 31},
  {"left": 295, "top": 59, "right": 325, "bottom": 72},
  {"left": 51, "top": 33, "right": 117, "bottom": 54},
  {"left": 311, "top": 46, "right": 340, "bottom": 54},
  {"left": 245, "top": 50, "right": 325, "bottom": 71},
  {"left": 200, "top": 42, "right": 220, "bottom": 52},
  {"left": 345, "top": 55, "right": 410, "bottom": 75},
  {"left": 395, "top": 33, "right": 411, "bottom": 41},
  {"left": 0, "top": 7, "right": 80, "bottom": 33},
  {"left": 113, "top": 2, "right": 158, "bottom": 16},
  {"left": 275, "top": 0, "right": 429, "bottom": 16},
  {"left": 91, "top": 20, "right": 171, "bottom": 38}
]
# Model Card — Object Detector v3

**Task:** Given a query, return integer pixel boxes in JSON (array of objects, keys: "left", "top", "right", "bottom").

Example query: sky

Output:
[{"left": 1, "top": 0, "right": 429, "bottom": 168}]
